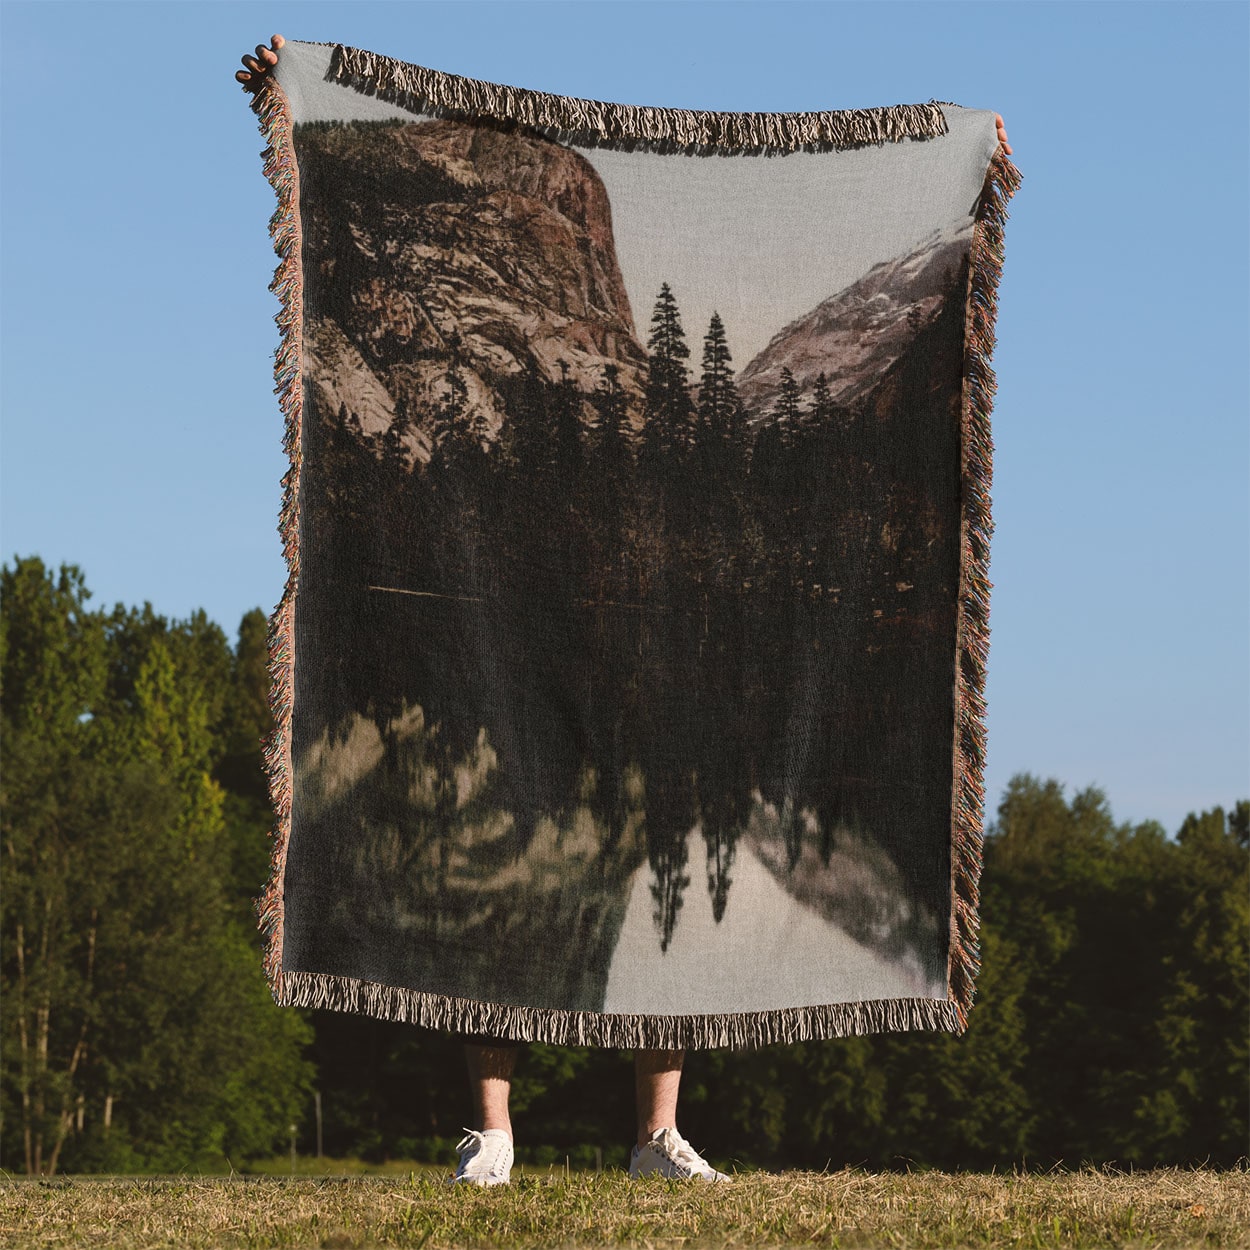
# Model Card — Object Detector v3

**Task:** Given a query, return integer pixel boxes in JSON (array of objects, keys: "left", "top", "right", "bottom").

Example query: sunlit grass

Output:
[{"left": 1, "top": 1163, "right": 1246, "bottom": 1248}]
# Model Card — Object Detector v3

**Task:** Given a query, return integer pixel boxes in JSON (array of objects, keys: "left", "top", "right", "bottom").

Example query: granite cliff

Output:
[{"left": 294, "top": 117, "right": 649, "bottom": 462}]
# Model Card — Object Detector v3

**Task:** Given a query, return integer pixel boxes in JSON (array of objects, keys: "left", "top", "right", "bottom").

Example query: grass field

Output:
[{"left": 1, "top": 1163, "right": 1247, "bottom": 1248}]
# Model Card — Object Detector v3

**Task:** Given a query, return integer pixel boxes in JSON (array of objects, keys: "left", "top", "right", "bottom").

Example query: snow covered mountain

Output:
[{"left": 737, "top": 219, "right": 975, "bottom": 420}]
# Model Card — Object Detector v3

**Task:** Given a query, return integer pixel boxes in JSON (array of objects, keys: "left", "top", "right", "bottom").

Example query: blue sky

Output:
[{"left": 2, "top": 1, "right": 1246, "bottom": 838}]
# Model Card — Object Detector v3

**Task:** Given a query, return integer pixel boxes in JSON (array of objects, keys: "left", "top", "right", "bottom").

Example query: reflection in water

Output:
[
  {"left": 605, "top": 822, "right": 940, "bottom": 1016},
  {"left": 285, "top": 700, "right": 648, "bottom": 1013},
  {"left": 284, "top": 700, "right": 946, "bottom": 1014}
]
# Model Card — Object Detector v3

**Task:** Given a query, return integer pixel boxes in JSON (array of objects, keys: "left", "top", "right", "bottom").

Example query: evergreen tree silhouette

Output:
[
  {"left": 589, "top": 362, "right": 634, "bottom": 597},
  {"left": 646, "top": 792, "right": 693, "bottom": 954},
  {"left": 591, "top": 362, "right": 634, "bottom": 475},
  {"left": 695, "top": 311, "right": 747, "bottom": 476},
  {"left": 639, "top": 283, "right": 693, "bottom": 475},
  {"left": 705, "top": 822, "right": 735, "bottom": 923},
  {"left": 773, "top": 366, "right": 803, "bottom": 447},
  {"left": 428, "top": 330, "right": 474, "bottom": 477},
  {"left": 551, "top": 357, "right": 584, "bottom": 499},
  {"left": 321, "top": 401, "right": 369, "bottom": 512},
  {"left": 809, "top": 372, "right": 833, "bottom": 431},
  {"left": 306, "top": 399, "right": 373, "bottom": 590},
  {"left": 509, "top": 357, "right": 557, "bottom": 496},
  {"left": 470, "top": 399, "right": 492, "bottom": 454},
  {"left": 697, "top": 313, "right": 734, "bottom": 426},
  {"left": 381, "top": 393, "right": 416, "bottom": 473},
  {"left": 750, "top": 418, "right": 784, "bottom": 488}
]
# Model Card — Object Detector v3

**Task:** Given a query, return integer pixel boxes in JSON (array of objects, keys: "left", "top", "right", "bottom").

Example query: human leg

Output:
[
  {"left": 630, "top": 1048, "right": 730, "bottom": 1181},
  {"left": 463, "top": 1037, "right": 519, "bottom": 1137},
  {"left": 451, "top": 1035, "right": 521, "bottom": 1185},
  {"left": 634, "top": 1047, "right": 684, "bottom": 1147}
]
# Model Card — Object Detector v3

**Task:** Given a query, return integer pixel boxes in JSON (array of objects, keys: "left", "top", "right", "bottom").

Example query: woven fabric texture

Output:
[{"left": 248, "top": 39, "right": 1022, "bottom": 1049}]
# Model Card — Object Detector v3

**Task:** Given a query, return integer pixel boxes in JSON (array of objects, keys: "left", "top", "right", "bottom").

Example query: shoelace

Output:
[
  {"left": 455, "top": 1127, "right": 510, "bottom": 1177},
  {"left": 657, "top": 1128, "right": 713, "bottom": 1177}
]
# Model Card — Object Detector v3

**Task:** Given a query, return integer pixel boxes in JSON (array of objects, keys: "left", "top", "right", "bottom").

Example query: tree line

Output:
[
  {"left": 2, "top": 554, "right": 1245, "bottom": 1174},
  {"left": 316, "top": 283, "right": 882, "bottom": 610}
]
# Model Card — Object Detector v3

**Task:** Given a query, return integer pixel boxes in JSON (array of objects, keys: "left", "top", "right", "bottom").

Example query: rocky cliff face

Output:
[
  {"left": 736, "top": 219, "right": 975, "bottom": 420},
  {"left": 294, "top": 118, "right": 648, "bottom": 460}
]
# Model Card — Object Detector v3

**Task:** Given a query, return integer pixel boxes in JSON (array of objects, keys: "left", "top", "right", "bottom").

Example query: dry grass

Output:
[{"left": 0, "top": 1164, "right": 1246, "bottom": 1248}]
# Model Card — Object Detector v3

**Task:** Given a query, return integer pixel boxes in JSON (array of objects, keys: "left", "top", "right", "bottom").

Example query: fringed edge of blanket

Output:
[
  {"left": 947, "top": 147, "right": 1024, "bottom": 1031},
  {"left": 276, "top": 968, "right": 964, "bottom": 1051},
  {"left": 251, "top": 76, "right": 303, "bottom": 995},
  {"left": 324, "top": 41, "right": 951, "bottom": 154}
]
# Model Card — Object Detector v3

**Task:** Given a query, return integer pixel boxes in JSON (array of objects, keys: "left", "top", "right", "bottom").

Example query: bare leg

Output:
[
  {"left": 463, "top": 1043, "right": 518, "bottom": 1138},
  {"left": 635, "top": 1048, "right": 685, "bottom": 1147}
]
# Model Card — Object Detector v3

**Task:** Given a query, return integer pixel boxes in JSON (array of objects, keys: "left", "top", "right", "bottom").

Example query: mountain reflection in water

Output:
[
  {"left": 283, "top": 702, "right": 947, "bottom": 1013},
  {"left": 604, "top": 807, "right": 943, "bottom": 1015}
]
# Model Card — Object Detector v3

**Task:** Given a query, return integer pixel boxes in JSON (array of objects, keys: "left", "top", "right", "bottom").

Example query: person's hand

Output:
[
  {"left": 236, "top": 34, "right": 284, "bottom": 93},
  {"left": 995, "top": 113, "right": 1012, "bottom": 156}
]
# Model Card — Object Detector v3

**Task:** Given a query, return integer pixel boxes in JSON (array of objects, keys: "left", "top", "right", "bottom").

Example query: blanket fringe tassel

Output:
[
  {"left": 251, "top": 74, "right": 302, "bottom": 1001},
  {"left": 947, "top": 147, "right": 1024, "bottom": 1032},
  {"left": 280, "top": 969, "right": 963, "bottom": 1049},
  {"left": 325, "top": 41, "right": 951, "bottom": 155},
  {"left": 248, "top": 66, "right": 1021, "bottom": 1049}
]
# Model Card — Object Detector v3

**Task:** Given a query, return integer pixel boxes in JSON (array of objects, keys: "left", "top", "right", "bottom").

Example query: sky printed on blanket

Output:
[{"left": 269, "top": 37, "right": 997, "bottom": 368}]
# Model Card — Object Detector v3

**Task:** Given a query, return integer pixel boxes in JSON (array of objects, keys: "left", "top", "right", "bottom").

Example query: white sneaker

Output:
[
  {"left": 451, "top": 1127, "right": 514, "bottom": 1185},
  {"left": 629, "top": 1126, "right": 731, "bottom": 1180}
]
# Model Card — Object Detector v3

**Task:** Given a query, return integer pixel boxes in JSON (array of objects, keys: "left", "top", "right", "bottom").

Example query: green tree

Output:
[
  {"left": 682, "top": 774, "right": 1248, "bottom": 1171},
  {"left": 980, "top": 774, "right": 1249, "bottom": 1167},
  {"left": 0, "top": 558, "right": 313, "bottom": 1174},
  {"left": 1143, "top": 801, "right": 1249, "bottom": 1162},
  {"left": 214, "top": 607, "right": 278, "bottom": 927}
]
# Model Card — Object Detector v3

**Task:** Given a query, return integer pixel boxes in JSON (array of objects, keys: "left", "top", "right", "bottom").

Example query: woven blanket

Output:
[{"left": 248, "top": 39, "right": 1021, "bottom": 1049}]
